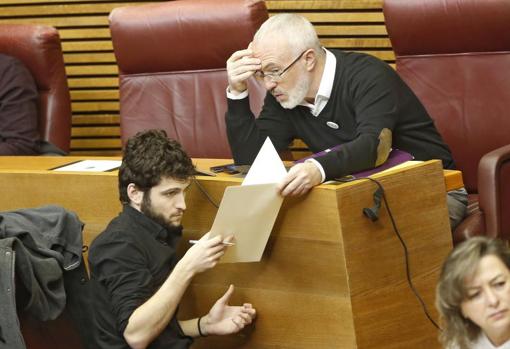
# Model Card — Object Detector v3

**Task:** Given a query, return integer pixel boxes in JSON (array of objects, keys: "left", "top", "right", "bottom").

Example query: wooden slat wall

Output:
[{"left": 0, "top": 0, "right": 390, "bottom": 156}]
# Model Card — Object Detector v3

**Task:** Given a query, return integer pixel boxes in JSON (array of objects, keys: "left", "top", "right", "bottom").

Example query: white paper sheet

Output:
[
  {"left": 242, "top": 137, "right": 288, "bottom": 186},
  {"left": 52, "top": 160, "right": 121, "bottom": 172}
]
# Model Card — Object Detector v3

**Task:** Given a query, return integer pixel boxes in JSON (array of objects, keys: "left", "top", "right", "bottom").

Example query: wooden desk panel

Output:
[
  {"left": 182, "top": 160, "right": 451, "bottom": 348},
  {"left": 338, "top": 161, "right": 450, "bottom": 348},
  {"left": 0, "top": 157, "right": 452, "bottom": 348}
]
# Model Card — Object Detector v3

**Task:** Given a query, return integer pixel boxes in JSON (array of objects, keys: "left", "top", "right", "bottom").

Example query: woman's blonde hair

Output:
[{"left": 436, "top": 236, "right": 510, "bottom": 349}]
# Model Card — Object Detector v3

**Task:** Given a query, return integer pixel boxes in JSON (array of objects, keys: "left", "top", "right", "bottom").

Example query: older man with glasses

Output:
[{"left": 225, "top": 13, "right": 467, "bottom": 230}]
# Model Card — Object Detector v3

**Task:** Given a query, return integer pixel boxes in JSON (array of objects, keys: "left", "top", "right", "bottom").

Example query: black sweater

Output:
[{"left": 226, "top": 50, "right": 454, "bottom": 180}]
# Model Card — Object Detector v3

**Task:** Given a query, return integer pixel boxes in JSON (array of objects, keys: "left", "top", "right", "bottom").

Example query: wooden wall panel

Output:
[{"left": 0, "top": 0, "right": 391, "bottom": 155}]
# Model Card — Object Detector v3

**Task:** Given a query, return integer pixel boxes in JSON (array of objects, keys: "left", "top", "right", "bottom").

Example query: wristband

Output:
[{"left": 197, "top": 316, "right": 207, "bottom": 337}]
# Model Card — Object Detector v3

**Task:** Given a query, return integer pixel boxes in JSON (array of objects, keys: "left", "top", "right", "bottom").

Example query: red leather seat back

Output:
[
  {"left": 110, "top": 0, "right": 268, "bottom": 158},
  {"left": 383, "top": 0, "right": 510, "bottom": 193},
  {"left": 0, "top": 24, "right": 72, "bottom": 153}
]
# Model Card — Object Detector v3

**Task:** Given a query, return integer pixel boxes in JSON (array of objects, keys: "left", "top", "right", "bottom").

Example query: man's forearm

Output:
[
  {"left": 225, "top": 97, "right": 265, "bottom": 165},
  {"left": 317, "top": 134, "right": 380, "bottom": 180},
  {"left": 123, "top": 264, "right": 194, "bottom": 349},
  {"left": 179, "top": 317, "right": 203, "bottom": 338}
]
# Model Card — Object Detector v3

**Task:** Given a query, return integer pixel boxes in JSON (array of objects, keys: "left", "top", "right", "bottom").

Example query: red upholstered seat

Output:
[
  {"left": 0, "top": 24, "right": 72, "bottom": 153},
  {"left": 383, "top": 0, "right": 510, "bottom": 243},
  {"left": 109, "top": 0, "right": 268, "bottom": 158}
]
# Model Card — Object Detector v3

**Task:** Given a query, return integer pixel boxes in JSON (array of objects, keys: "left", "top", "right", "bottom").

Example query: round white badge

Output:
[{"left": 326, "top": 121, "right": 339, "bottom": 129}]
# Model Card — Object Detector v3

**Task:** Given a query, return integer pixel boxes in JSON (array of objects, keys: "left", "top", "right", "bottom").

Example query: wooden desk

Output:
[{"left": 0, "top": 157, "right": 454, "bottom": 348}]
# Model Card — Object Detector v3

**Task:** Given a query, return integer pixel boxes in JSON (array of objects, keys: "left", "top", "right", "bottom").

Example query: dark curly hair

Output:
[{"left": 118, "top": 129, "right": 195, "bottom": 204}]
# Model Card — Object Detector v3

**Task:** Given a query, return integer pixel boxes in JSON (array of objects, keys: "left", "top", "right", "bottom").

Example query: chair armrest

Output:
[{"left": 478, "top": 144, "right": 510, "bottom": 239}]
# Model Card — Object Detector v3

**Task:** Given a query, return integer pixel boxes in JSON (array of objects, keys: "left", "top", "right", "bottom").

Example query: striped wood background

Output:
[{"left": 0, "top": 0, "right": 391, "bottom": 156}]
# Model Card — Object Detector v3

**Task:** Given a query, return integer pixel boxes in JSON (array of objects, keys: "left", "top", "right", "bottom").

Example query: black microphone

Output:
[{"left": 363, "top": 187, "right": 383, "bottom": 221}]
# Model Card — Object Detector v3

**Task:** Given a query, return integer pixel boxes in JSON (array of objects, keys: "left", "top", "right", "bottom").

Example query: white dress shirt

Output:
[{"left": 471, "top": 333, "right": 510, "bottom": 349}]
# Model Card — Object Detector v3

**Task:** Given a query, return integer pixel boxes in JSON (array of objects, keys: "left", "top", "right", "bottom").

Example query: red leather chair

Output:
[
  {"left": 0, "top": 24, "right": 72, "bottom": 153},
  {"left": 383, "top": 0, "right": 510, "bottom": 243},
  {"left": 109, "top": 0, "right": 268, "bottom": 158}
]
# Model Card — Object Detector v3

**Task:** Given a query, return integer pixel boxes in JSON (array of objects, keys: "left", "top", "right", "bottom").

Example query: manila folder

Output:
[{"left": 209, "top": 183, "right": 283, "bottom": 263}]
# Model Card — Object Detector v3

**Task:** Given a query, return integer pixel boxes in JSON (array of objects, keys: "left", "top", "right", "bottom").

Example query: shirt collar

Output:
[
  {"left": 299, "top": 48, "right": 337, "bottom": 116},
  {"left": 316, "top": 48, "right": 336, "bottom": 100}
]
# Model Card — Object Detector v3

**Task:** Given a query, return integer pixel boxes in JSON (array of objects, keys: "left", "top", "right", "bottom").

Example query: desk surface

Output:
[
  {"left": 0, "top": 156, "right": 464, "bottom": 191},
  {"left": 0, "top": 156, "right": 228, "bottom": 173}
]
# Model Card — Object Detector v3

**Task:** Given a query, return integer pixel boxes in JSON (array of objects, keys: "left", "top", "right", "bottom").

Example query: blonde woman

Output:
[{"left": 437, "top": 236, "right": 510, "bottom": 348}]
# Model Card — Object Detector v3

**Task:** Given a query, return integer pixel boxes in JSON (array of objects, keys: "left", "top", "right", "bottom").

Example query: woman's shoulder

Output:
[{"left": 470, "top": 333, "right": 510, "bottom": 349}]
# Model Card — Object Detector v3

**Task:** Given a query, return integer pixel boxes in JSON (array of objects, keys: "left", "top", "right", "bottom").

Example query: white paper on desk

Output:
[
  {"left": 52, "top": 160, "right": 122, "bottom": 172},
  {"left": 209, "top": 183, "right": 283, "bottom": 263},
  {"left": 242, "top": 137, "right": 287, "bottom": 186}
]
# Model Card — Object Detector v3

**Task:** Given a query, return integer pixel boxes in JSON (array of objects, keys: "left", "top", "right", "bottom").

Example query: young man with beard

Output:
[
  {"left": 225, "top": 13, "right": 467, "bottom": 229},
  {"left": 88, "top": 130, "right": 256, "bottom": 349}
]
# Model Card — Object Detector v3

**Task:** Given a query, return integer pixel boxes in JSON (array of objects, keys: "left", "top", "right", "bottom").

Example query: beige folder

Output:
[{"left": 209, "top": 183, "right": 283, "bottom": 263}]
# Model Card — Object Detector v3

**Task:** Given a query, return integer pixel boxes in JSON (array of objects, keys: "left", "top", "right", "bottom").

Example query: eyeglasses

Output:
[{"left": 254, "top": 50, "right": 307, "bottom": 83}]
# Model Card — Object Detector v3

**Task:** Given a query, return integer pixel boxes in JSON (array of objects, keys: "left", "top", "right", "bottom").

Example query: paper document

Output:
[
  {"left": 209, "top": 183, "right": 283, "bottom": 263},
  {"left": 208, "top": 137, "right": 286, "bottom": 263},
  {"left": 52, "top": 160, "right": 121, "bottom": 172},
  {"left": 242, "top": 137, "right": 287, "bottom": 186}
]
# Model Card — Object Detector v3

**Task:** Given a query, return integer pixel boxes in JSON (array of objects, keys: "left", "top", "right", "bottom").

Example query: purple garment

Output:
[
  {"left": 296, "top": 147, "right": 414, "bottom": 178},
  {"left": 0, "top": 54, "right": 40, "bottom": 155},
  {"left": 347, "top": 149, "right": 414, "bottom": 178}
]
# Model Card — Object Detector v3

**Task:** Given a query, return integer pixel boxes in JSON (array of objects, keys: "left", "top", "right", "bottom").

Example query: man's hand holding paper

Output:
[{"left": 277, "top": 161, "right": 322, "bottom": 197}]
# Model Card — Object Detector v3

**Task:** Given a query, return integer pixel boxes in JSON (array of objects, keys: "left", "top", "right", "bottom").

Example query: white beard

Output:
[{"left": 279, "top": 74, "right": 311, "bottom": 109}]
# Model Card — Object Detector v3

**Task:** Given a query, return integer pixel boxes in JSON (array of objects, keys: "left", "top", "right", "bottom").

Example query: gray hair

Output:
[
  {"left": 436, "top": 236, "right": 510, "bottom": 349},
  {"left": 253, "top": 13, "right": 323, "bottom": 56}
]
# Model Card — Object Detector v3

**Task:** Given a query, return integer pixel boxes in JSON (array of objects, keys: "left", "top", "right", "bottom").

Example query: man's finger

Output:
[
  {"left": 203, "top": 234, "right": 221, "bottom": 243},
  {"left": 207, "top": 243, "right": 227, "bottom": 256},
  {"left": 231, "top": 317, "right": 243, "bottom": 329},
  {"left": 277, "top": 171, "right": 297, "bottom": 193},
  {"left": 280, "top": 176, "right": 302, "bottom": 196},
  {"left": 244, "top": 307, "right": 257, "bottom": 318},
  {"left": 231, "top": 67, "right": 259, "bottom": 79},
  {"left": 283, "top": 178, "right": 312, "bottom": 197},
  {"left": 237, "top": 312, "right": 253, "bottom": 324},
  {"left": 228, "top": 48, "right": 254, "bottom": 63},
  {"left": 237, "top": 57, "right": 261, "bottom": 66},
  {"left": 217, "top": 284, "right": 235, "bottom": 305},
  {"left": 223, "top": 235, "right": 235, "bottom": 244},
  {"left": 209, "top": 250, "right": 225, "bottom": 263}
]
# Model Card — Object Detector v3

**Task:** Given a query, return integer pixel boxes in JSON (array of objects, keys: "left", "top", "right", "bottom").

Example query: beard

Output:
[
  {"left": 140, "top": 192, "right": 183, "bottom": 233},
  {"left": 278, "top": 74, "right": 311, "bottom": 109}
]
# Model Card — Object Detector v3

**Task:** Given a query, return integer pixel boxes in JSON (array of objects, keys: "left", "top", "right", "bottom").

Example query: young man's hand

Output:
[
  {"left": 179, "top": 233, "right": 227, "bottom": 275},
  {"left": 200, "top": 285, "right": 256, "bottom": 336}
]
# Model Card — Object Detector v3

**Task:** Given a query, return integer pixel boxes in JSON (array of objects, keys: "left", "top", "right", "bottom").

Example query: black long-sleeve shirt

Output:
[
  {"left": 0, "top": 54, "right": 40, "bottom": 155},
  {"left": 226, "top": 50, "right": 455, "bottom": 180},
  {"left": 88, "top": 205, "right": 193, "bottom": 349}
]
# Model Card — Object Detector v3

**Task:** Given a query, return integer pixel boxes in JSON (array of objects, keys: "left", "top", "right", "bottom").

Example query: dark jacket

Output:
[
  {"left": 0, "top": 54, "right": 40, "bottom": 155},
  {"left": 0, "top": 205, "right": 84, "bottom": 349}
]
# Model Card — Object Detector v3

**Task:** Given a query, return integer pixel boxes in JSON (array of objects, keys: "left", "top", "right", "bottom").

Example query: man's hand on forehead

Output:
[{"left": 226, "top": 45, "right": 261, "bottom": 94}]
